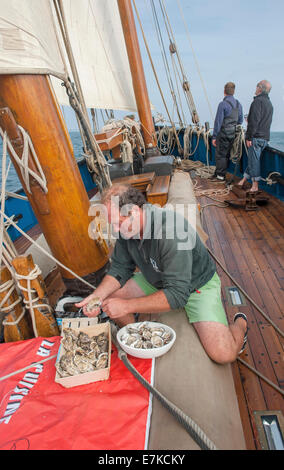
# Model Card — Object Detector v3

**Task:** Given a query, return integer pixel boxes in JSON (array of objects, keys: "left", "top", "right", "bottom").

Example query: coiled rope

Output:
[
  {"left": 0, "top": 279, "right": 26, "bottom": 327},
  {"left": 156, "top": 126, "right": 181, "bottom": 155},
  {"left": 14, "top": 265, "right": 53, "bottom": 338},
  {"left": 0, "top": 127, "right": 48, "bottom": 195}
]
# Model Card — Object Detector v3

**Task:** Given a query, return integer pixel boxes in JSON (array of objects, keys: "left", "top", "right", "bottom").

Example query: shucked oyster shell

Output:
[
  {"left": 86, "top": 297, "right": 101, "bottom": 313},
  {"left": 151, "top": 335, "right": 164, "bottom": 348},
  {"left": 121, "top": 323, "right": 172, "bottom": 350}
]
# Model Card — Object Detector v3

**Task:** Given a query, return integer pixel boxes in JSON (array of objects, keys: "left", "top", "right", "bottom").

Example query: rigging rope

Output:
[
  {"left": 53, "top": 0, "right": 111, "bottom": 191},
  {"left": 176, "top": 0, "right": 214, "bottom": 121},
  {"left": 101, "top": 117, "right": 145, "bottom": 157},
  {"left": 149, "top": 0, "right": 185, "bottom": 126},
  {"left": 159, "top": 0, "right": 199, "bottom": 123},
  {"left": 0, "top": 127, "right": 48, "bottom": 195},
  {"left": 0, "top": 210, "right": 95, "bottom": 291},
  {"left": 156, "top": 126, "right": 181, "bottom": 155},
  {"left": 63, "top": 79, "right": 112, "bottom": 191},
  {"left": 230, "top": 125, "right": 247, "bottom": 164},
  {"left": 132, "top": 0, "right": 183, "bottom": 155}
]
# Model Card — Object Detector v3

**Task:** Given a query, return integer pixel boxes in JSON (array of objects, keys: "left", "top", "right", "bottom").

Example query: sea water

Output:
[{"left": 0, "top": 130, "right": 284, "bottom": 192}]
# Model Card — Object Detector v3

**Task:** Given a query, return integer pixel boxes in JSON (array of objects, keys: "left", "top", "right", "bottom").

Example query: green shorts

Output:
[{"left": 132, "top": 271, "right": 228, "bottom": 326}]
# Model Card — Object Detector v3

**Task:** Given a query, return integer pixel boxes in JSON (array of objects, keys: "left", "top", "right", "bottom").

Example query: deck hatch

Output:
[
  {"left": 225, "top": 286, "right": 246, "bottom": 307},
  {"left": 254, "top": 411, "right": 284, "bottom": 450}
]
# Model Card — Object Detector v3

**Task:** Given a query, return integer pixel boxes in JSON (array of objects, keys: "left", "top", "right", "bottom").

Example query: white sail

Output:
[
  {"left": 0, "top": 0, "right": 65, "bottom": 78},
  {"left": 0, "top": 0, "right": 137, "bottom": 112}
]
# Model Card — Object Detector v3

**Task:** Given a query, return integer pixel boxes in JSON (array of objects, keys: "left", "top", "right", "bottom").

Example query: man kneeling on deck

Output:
[{"left": 76, "top": 184, "right": 247, "bottom": 365}]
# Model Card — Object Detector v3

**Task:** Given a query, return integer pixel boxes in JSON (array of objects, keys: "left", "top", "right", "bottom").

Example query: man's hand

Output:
[
  {"left": 212, "top": 139, "right": 217, "bottom": 147},
  {"left": 102, "top": 298, "right": 131, "bottom": 319},
  {"left": 75, "top": 294, "right": 101, "bottom": 317},
  {"left": 74, "top": 275, "right": 122, "bottom": 317},
  {"left": 246, "top": 140, "right": 252, "bottom": 148}
]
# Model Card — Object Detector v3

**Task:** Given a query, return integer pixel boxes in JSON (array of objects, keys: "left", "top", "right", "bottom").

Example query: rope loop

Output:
[
  {"left": 15, "top": 264, "right": 52, "bottom": 337},
  {"left": 0, "top": 278, "right": 26, "bottom": 326}
]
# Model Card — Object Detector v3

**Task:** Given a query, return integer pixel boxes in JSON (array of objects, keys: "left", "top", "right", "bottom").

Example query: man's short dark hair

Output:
[
  {"left": 101, "top": 183, "right": 146, "bottom": 208},
  {"left": 117, "top": 185, "right": 146, "bottom": 208},
  {"left": 224, "top": 82, "right": 235, "bottom": 95}
]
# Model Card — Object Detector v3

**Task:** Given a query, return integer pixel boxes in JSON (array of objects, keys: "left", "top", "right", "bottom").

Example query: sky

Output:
[{"left": 65, "top": 0, "right": 284, "bottom": 132}]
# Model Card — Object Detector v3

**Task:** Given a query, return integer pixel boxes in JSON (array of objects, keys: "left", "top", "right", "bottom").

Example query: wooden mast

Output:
[
  {"left": 0, "top": 74, "right": 109, "bottom": 290},
  {"left": 117, "top": 0, "right": 158, "bottom": 156}
]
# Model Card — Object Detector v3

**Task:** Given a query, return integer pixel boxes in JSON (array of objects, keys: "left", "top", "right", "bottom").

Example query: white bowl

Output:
[{"left": 116, "top": 321, "right": 176, "bottom": 359}]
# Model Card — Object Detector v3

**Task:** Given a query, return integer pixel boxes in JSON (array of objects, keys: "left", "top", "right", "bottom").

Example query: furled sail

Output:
[{"left": 0, "top": 0, "right": 137, "bottom": 112}]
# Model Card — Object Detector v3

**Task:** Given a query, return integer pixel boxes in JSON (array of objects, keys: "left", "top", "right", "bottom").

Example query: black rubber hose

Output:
[{"left": 111, "top": 326, "right": 218, "bottom": 451}]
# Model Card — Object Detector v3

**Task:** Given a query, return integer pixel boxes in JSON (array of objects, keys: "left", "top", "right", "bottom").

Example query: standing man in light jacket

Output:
[
  {"left": 212, "top": 82, "right": 244, "bottom": 181},
  {"left": 238, "top": 80, "right": 273, "bottom": 192}
]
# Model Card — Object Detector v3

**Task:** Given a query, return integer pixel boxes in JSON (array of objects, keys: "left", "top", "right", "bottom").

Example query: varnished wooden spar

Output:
[
  {"left": 117, "top": 0, "right": 157, "bottom": 153},
  {"left": 0, "top": 267, "right": 33, "bottom": 342},
  {"left": 0, "top": 75, "right": 109, "bottom": 282},
  {"left": 12, "top": 255, "right": 59, "bottom": 337}
]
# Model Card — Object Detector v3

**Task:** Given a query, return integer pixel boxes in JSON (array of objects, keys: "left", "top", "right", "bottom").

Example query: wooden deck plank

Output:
[
  {"left": 217, "top": 205, "right": 284, "bottom": 385},
  {"left": 207, "top": 205, "right": 284, "bottom": 408},
  {"left": 262, "top": 195, "right": 284, "bottom": 228},
  {"left": 260, "top": 324, "right": 284, "bottom": 385},
  {"left": 232, "top": 211, "right": 284, "bottom": 329},
  {"left": 13, "top": 223, "right": 42, "bottom": 255},
  {"left": 231, "top": 361, "right": 261, "bottom": 450},
  {"left": 195, "top": 176, "right": 284, "bottom": 449},
  {"left": 200, "top": 212, "right": 264, "bottom": 449}
]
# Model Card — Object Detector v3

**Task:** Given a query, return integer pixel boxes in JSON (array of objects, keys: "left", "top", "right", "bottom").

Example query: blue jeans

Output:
[{"left": 244, "top": 138, "right": 267, "bottom": 181}]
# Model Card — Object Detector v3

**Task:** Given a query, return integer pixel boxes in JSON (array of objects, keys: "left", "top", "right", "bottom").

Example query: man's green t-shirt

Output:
[{"left": 107, "top": 204, "right": 216, "bottom": 310}]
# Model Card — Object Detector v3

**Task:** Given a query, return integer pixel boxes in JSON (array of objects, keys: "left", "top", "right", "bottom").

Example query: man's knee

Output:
[
  {"left": 193, "top": 322, "right": 238, "bottom": 365},
  {"left": 205, "top": 345, "right": 237, "bottom": 365}
]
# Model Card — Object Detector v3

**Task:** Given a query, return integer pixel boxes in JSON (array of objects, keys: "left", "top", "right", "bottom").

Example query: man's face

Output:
[
  {"left": 107, "top": 202, "right": 143, "bottom": 239},
  {"left": 255, "top": 83, "right": 262, "bottom": 96}
]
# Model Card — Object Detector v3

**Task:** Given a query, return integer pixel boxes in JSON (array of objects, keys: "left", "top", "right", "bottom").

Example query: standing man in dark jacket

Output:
[
  {"left": 212, "top": 82, "right": 243, "bottom": 181},
  {"left": 238, "top": 80, "right": 273, "bottom": 192}
]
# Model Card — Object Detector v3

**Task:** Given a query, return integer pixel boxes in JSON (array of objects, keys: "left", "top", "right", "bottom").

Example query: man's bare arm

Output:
[{"left": 102, "top": 290, "right": 171, "bottom": 319}]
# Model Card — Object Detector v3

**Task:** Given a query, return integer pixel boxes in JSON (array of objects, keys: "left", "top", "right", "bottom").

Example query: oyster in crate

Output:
[
  {"left": 96, "top": 353, "right": 109, "bottom": 370},
  {"left": 56, "top": 327, "right": 109, "bottom": 378}
]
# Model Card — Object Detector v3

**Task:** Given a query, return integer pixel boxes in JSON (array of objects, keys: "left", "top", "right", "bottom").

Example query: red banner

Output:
[{"left": 0, "top": 336, "right": 153, "bottom": 450}]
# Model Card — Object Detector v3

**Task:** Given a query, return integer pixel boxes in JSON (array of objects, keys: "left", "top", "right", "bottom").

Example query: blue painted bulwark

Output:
[{"left": 6, "top": 157, "right": 97, "bottom": 242}]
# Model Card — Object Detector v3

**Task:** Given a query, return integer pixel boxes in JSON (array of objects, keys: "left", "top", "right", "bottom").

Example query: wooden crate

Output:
[
  {"left": 94, "top": 129, "right": 123, "bottom": 151},
  {"left": 112, "top": 172, "right": 155, "bottom": 193},
  {"left": 55, "top": 319, "right": 111, "bottom": 388}
]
